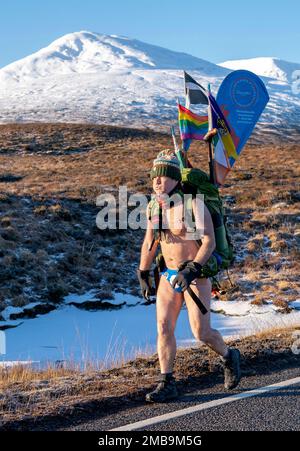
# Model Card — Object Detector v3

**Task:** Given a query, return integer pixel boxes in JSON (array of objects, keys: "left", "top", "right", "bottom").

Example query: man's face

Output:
[{"left": 152, "top": 176, "right": 178, "bottom": 195}]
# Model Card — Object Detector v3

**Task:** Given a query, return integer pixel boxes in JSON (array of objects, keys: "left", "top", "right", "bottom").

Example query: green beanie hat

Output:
[{"left": 150, "top": 149, "right": 181, "bottom": 181}]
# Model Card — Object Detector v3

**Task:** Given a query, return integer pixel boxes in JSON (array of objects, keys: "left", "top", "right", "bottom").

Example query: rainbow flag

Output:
[{"left": 178, "top": 104, "right": 208, "bottom": 150}]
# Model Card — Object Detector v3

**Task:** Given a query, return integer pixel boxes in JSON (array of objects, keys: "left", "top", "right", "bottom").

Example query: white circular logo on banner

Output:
[{"left": 231, "top": 78, "right": 258, "bottom": 108}]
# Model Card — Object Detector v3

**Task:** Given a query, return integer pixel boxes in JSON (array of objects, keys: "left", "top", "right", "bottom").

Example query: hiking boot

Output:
[
  {"left": 223, "top": 348, "right": 241, "bottom": 390},
  {"left": 145, "top": 377, "right": 178, "bottom": 403}
]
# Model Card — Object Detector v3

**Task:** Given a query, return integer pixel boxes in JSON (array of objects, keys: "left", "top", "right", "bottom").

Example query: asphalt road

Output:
[{"left": 63, "top": 365, "right": 300, "bottom": 432}]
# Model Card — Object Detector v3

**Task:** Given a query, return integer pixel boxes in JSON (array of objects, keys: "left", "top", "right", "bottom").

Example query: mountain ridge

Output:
[
  {"left": 0, "top": 30, "right": 227, "bottom": 82},
  {"left": 0, "top": 31, "right": 299, "bottom": 139},
  {"left": 218, "top": 56, "right": 300, "bottom": 82}
]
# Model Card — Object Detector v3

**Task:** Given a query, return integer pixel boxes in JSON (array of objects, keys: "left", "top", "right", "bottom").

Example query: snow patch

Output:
[
  {"left": 1, "top": 302, "right": 41, "bottom": 321},
  {"left": 1, "top": 295, "right": 299, "bottom": 368}
]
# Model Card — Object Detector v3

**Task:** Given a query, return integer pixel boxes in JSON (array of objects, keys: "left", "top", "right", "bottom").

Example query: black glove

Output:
[
  {"left": 171, "top": 261, "right": 203, "bottom": 291},
  {"left": 137, "top": 269, "right": 154, "bottom": 301}
]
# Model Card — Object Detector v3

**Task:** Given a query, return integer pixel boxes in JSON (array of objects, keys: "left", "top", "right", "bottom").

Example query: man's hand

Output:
[
  {"left": 203, "top": 128, "right": 218, "bottom": 142},
  {"left": 171, "top": 261, "right": 203, "bottom": 291},
  {"left": 137, "top": 269, "right": 154, "bottom": 301}
]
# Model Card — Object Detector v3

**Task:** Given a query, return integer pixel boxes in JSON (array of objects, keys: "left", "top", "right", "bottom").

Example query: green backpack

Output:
[
  {"left": 181, "top": 167, "right": 234, "bottom": 274},
  {"left": 149, "top": 167, "right": 234, "bottom": 279}
]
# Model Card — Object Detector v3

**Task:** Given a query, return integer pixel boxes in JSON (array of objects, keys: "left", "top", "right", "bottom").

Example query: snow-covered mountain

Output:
[
  {"left": 0, "top": 31, "right": 226, "bottom": 82},
  {"left": 218, "top": 57, "right": 300, "bottom": 82},
  {"left": 0, "top": 31, "right": 299, "bottom": 139}
]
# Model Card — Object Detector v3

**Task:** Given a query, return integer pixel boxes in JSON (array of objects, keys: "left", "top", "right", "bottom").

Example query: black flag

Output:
[{"left": 184, "top": 71, "right": 208, "bottom": 106}]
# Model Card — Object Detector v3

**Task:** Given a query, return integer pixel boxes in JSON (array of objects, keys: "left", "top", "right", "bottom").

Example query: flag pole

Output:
[
  {"left": 171, "top": 124, "right": 186, "bottom": 169},
  {"left": 206, "top": 83, "right": 216, "bottom": 185}
]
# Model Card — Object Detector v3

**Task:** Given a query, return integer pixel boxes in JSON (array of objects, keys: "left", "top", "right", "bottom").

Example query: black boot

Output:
[
  {"left": 223, "top": 348, "right": 241, "bottom": 390},
  {"left": 146, "top": 376, "right": 178, "bottom": 403}
]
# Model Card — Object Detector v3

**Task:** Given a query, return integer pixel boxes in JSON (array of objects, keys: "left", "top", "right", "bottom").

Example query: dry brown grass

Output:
[
  {"left": 277, "top": 280, "right": 292, "bottom": 291},
  {"left": 272, "top": 299, "right": 292, "bottom": 312},
  {"left": 250, "top": 295, "right": 269, "bottom": 306},
  {"left": 0, "top": 364, "right": 76, "bottom": 391},
  {"left": 251, "top": 324, "right": 300, "bottom": 339},
  {"left": 0, "top": 123, "right": 299, "bottom": 315}
]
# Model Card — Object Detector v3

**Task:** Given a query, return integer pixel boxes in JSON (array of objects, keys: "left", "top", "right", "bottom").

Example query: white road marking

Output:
[{"left": 110, "top": 376, "right": 300, "bottom": 431}]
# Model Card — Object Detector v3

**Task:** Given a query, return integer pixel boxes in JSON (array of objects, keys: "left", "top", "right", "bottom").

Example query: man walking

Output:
[{"left": 137, "top": 150, "right": 241, "bottom": 402}]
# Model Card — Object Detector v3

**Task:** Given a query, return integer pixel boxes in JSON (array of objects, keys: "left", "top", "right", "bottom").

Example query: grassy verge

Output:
[{"left": 0, "top": 326, "right": 299, "bottom": 429}]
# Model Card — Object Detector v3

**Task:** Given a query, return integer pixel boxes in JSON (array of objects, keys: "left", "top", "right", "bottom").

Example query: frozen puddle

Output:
[{"left": 0, "top": 294, "right": 299, "bottom": 368}]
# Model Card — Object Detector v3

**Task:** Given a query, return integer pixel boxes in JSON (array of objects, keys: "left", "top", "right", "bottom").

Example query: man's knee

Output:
[{"left": 157, "top": 319, "right": 175, "bottom": 338}]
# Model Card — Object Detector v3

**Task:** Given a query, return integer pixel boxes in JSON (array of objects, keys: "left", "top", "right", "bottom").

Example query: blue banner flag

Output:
[{"left": 216, "top": 70, "right": 269, "bottom": 157}]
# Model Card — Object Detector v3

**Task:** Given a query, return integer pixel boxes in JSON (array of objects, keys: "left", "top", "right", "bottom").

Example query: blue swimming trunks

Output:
[
  {"left": 161, "top": 268, "right": 183, "bottom": 292},
  {"left": 161, "top": 266, "right": 208, "bottom": 315}
]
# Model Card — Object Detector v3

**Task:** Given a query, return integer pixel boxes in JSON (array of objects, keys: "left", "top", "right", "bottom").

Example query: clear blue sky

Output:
[{"left": 1, "top": 0, "right": 299, "bottom": 68}]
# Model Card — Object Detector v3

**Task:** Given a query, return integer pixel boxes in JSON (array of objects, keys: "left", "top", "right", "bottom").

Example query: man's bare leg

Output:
[
  {"left": 145, "top": 275, "right": 183, "bottom": 402},
  {"left": 156, "top": 275, "right": 184, "bottom": 373},
  {"left": 184, "top": 278, "right": 241, "bottom": 390},
  {"left": 184, "top": 277, "right": 228, "bottom": 357}
]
